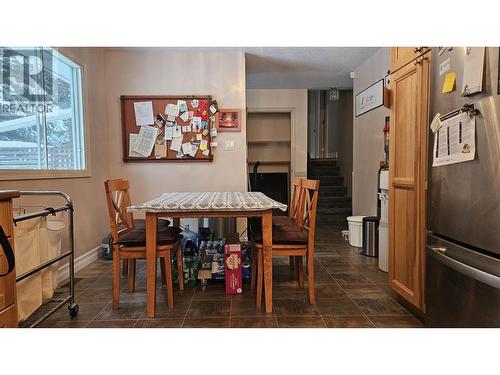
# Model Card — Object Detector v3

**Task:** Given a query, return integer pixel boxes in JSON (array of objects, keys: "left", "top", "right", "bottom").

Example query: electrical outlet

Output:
[{"left": 224, "top": 140, "right": 235, "bottom": 151}]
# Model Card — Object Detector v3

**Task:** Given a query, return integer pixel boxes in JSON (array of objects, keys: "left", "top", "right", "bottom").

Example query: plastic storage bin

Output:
[{"left": 347, "top": 216, "right": 365, "bottom": 248}]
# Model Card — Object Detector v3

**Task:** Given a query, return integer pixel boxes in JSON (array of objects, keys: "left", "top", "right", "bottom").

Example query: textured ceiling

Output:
[{"left": 245, "top": 47, "right": 380, "bottom": 89}]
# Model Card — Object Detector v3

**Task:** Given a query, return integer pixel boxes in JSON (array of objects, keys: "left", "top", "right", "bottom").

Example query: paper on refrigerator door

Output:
[
  {"left": 432, "top": 112, "right": 475, "bottom": 167},
  {"left": 462, "top": 47, "right": 485, "bottom": 96},
  {"left": 132, "top": 125, "right": 159, "bottom": 157}
]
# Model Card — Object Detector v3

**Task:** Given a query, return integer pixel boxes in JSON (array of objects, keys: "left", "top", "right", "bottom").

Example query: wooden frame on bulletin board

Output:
[
  {"left": 216, "top": 109, "right": 242, "bottom": 132},
  {"left": 121, "top": 95, "right": 214, "bottom": 163}
]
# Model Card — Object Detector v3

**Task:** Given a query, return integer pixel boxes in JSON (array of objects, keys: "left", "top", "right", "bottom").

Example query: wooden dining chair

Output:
[
  {"left": 104, "top": 179, "right": 183, "bottom": 310},
  {"left": 252, "top": 178, "right": 320, "bottom": 305},
  {"left": 250, "top": 177, "right": 304, "bottom": 289}
]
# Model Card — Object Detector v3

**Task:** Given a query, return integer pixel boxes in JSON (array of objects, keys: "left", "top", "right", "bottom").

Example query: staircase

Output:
[{"left": 307, "top": 158, "right": 351, "bottom": 229}]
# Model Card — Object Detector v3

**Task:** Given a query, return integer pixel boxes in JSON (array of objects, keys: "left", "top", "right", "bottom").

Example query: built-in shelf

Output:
[
  {"left": 247, "top": 160, "right": 290, "bottom": 165},
  {"left": 247, "top": 140, "right": 290, "bottom": 146}
]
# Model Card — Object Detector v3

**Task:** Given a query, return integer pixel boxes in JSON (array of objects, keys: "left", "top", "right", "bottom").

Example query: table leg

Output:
[
  {"left": 262, "top": 209, "right": 273, "bottom": 313},
  {"left": 146, "top": 212, "right": 157, "bottom": 318}
]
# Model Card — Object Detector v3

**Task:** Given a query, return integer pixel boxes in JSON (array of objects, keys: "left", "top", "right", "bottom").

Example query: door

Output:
[
  {"left": 391, "top": 47, "right": 430, "bottom": 73},
  {"left": 388, "top": 52, "right": 430, "bottom": 310}
]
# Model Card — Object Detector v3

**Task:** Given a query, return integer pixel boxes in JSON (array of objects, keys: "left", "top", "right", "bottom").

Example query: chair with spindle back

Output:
[
  {"left": 104, "top": 179, "right": 183, "bottom": 310},
  {"left": 252, "top": 178, "right": 320, "bottom": 305}
]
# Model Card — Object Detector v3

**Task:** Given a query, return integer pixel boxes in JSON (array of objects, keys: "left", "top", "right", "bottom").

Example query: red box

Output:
[{"left": 224, "top": 236, "right": 242, "bottom": 294}]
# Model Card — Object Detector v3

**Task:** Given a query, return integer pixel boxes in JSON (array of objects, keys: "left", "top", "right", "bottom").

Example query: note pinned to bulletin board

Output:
[{"left": 121, "top": 95, "right": 215, "bottom": 163}]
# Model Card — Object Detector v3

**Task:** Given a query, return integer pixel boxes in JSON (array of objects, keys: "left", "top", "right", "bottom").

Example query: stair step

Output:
[
  {"left": 318, "top": 196, "right": 351, "bottom": 208},
  {"left": 309, "top": 165, "right": 340, "bottom": 175},
  {"left": 317, "top": 207, "right": 352, "bottom": 215},
  {"left": 318, "top": 186, "right": 347, "bottom": 196},
  {"left": 317, "top": 213, "right": 351, "bottom": 223},
  {"left": 315, "top": 175, "right": 344, "bottom": 186}
]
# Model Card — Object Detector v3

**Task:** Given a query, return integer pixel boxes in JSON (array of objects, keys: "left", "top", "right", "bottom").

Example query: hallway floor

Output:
[{"left": 37, "top": 223, "right": 423, "bottom": 328}]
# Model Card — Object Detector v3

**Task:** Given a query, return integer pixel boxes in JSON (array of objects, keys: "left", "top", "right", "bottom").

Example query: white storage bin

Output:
[{"left": 347, "top": 216, "right": 365, "bottom": 248}]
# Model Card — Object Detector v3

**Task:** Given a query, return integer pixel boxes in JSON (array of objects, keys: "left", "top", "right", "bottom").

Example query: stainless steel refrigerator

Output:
[{"left": 426, "top": 47, "right": 500, "bottom": 327}]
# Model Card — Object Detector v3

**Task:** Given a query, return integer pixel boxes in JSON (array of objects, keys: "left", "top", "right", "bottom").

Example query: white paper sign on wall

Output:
[{"left": 355, "top": 79, "right": 386, "bottom": 117}]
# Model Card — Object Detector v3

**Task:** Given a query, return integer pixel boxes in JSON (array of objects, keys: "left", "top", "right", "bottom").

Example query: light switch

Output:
[{"left": 224, "top": 140, "right": 235, "bottom": 151}]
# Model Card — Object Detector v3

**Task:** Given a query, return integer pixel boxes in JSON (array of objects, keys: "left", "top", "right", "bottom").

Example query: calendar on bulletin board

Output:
[{"left": 120, "top": 95, "right": 218, "bottom": 162}]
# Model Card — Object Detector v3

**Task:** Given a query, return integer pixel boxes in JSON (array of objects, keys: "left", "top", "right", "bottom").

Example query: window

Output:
[{"left": 0, "top": 48, "right": 86, "bottom": 174}]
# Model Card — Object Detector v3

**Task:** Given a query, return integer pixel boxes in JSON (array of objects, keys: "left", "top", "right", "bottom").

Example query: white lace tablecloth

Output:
[{"left": 128, "top": 192, "right": 287, "bottom": 212}]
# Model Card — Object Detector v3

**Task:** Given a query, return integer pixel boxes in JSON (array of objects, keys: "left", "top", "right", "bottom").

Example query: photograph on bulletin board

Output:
[{"left": 216, "top": 109, "right": 241, "bottom": 132}]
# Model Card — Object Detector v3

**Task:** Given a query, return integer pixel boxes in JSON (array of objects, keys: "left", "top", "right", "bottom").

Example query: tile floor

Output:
[{"left": 37, "top": 224, "right": 423, "bottom": 328}]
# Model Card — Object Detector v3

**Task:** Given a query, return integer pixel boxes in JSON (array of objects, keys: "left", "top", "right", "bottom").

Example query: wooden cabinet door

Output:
[
  {"left": 388, "top": 52, "right": 430, "bottom": 310},
  {"left": 391, "top": 47, "right": 430, "bottom": 73}
]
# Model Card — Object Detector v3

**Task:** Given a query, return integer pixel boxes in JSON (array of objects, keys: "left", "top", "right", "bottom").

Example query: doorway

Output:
[{"left": 247, "top": 111, "right": 292, "bottom": 209}]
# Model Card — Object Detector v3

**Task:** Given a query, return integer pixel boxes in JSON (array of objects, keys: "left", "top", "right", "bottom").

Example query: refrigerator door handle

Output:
[{"left": 427, "top": 245, "right": 500, "bottom": 290}]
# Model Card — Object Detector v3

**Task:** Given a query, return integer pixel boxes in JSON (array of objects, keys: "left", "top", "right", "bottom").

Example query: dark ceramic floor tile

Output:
[
  {"left": 314, "top": 285, "right": 347, "bottom": 299},
  {"left": 362, "top": 271, "right": 390, "bottom": 285},
  {"left": 315, "top": 297, "right": 363, "bottom": 315},
  {"left": 231, "top": 316, "right": 278, "bottom": 328},
  {"left": 186, "top": 301, "right": 231, "bottom": 318},
  {"left": 352, "top": 297, "right": 409, "bottom": 315},
  {"left": 340, "top": 285, "right": 387, "bottom": 299},
  {"left": 367, "top": 315, "right": 424, "bottom": 328},
  {"left": 87, "top": 320, "right": 137, "bottom": 328},
  {"left": 273, "top": 286, "right": 310, "bottom": 300},
  {"left": 323, "top": 315, "right": 375, "bottom": 328},
  {"left": 182, "top": 317, "right": 230, "bottom": 328},
  {"left": 45, "top": 302, "right": 107, "bottom": 322},
  {"left": 332, "top": 272, "right": 373, "bottom": 285},
  {"left": 87, "top": 277, "right": 113, "bottom": 290},
  {"left": 192, "top": 284, "right": 231, "bottom": 301},
  {"left": 38, "top": 320, "right": 90, "bottom": 328},
  {"left": 313, "top": 271, "right": 338, "bottom": 285},
  {"left": 277, "top": 316, "right": 326, "bottom": 328},
  {"left": 148, "top": 300, "right": 191, "bottom": 319},
  {"left": 95, "top": 302, "right": 145, "bottom": 321},
  {"left": 231, "top": 299, "right": 266, "bottom": 317},
  {"left": 273, "top": 298, "right": 318, "bottom": 316},
  {"left": 77, "top": 288, "right": 113, "bottom": 303},
  {"left": 135, "top": 318, "right": 184, "bottom": 328}
]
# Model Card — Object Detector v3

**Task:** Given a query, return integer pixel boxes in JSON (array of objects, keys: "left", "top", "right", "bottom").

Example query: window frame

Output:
[{"left": 0, "top": 47, "right": 91, "bottom": 181}]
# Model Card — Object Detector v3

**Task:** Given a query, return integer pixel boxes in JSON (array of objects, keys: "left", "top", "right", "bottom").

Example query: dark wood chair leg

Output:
[
  {"left": 112, "top": 246, "right": 120, "bottom": 309},
  {"left": 297, "top": 256, "right": 305, "bottom": 288},
  {"left": 160, "top": 258, "right": 167, "bottom": 287},
  {"left": 176, "top": 244, "right": 184, "bottom": 291},
  {"left": 256, "top": 248, "right": 263, "bottom": 308},
  {"left": 307, "top": 249, "right": 315, "bottom": 304},
  {"left": 127, "top": 259, "right": 136, "bottom": 293},
  {"left": 165, "top": 251, "right": 174, "bottom": 310},
  {"left": 122, "top": 259, "right": 129, "bottom": 276},
  {"left": 289, "top": 256, "right": 296, "bottom": 272},
  {"left": 251, "top": 245, "right": 257, "bottom": 290}
]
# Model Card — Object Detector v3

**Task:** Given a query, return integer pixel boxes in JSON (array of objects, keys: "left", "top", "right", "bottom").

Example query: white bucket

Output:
[{"left": 347, "top": 216, "right": 365, "bottom": 248}]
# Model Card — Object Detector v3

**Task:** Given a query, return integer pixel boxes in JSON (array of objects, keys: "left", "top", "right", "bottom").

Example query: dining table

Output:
[{"left": 128, "top": 191, "right": 287, "bottom": 318}]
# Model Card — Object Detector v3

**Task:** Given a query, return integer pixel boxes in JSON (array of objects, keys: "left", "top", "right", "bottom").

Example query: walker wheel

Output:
[
  {"left": 201, "top": 279, "right": 208, "bottom": 286},
  {"left": 68, "top": 303, "right": 79, "bottom": 318}
]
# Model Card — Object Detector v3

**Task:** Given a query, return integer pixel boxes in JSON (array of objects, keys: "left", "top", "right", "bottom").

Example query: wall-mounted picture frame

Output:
[
  {"left": 216, "top": 109, "right": 241, "bottom": 132},
  {"left": 355, "top": 79, "right": 389, "bottom": 117}
]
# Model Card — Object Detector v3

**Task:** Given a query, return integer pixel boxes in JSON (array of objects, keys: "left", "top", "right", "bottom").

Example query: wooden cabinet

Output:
[
  {"left": 388, "top": 51, "right": 430, "bottom": 311},
  {"left": 391, "top": 47, "right": 430, "bottom": 73},
  {"left": 0, "top": 190, "right": 19, "bottom": 328}
]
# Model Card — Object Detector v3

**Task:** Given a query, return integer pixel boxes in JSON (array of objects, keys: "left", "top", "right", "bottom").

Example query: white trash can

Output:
[{"left": 347, "top": 216, "right": 365, "bottom": 248}]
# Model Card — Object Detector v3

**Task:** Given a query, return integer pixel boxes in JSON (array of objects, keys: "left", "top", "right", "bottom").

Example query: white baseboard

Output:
[{"left": 56, "top": 245, "right": 101, "bottom": 285}]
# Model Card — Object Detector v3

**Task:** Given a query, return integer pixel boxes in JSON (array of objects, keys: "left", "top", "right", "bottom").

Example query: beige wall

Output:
[
  {"left": 104, "top": 50, "right": 247, "bottom": 232},
  {"left": 246, "top": 89, "right": 308, "bottom": 178},
  {"left": 327, "top": 90, "right": 353, "bottom": 196},
  {"left": 352, "top": 48, "right": 390, "bottom": 215},
  {"left": 0, "top": 47, "right": 110, "bottom": 257}
]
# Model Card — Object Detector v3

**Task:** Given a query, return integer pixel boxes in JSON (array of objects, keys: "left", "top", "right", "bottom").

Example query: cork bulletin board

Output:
[{"left": 120, "top": 95, "right": 215, "bottom": 162}]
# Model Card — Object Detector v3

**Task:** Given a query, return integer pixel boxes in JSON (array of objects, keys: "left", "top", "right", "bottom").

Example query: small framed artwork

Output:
[{"left": 216, "top": 109, "right": 241, "bottom": 132}]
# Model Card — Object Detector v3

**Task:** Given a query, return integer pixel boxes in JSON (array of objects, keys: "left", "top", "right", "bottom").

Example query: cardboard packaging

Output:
[{"left": 224, "top": 234, "right": 242, "bottom": 294}]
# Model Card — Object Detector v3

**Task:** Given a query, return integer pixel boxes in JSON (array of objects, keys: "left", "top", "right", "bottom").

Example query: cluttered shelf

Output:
[{"left": 247, "top": 160, "right": 290, "bottom": 165}]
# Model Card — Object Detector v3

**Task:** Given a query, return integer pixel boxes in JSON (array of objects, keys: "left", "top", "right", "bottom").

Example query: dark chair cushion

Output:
[
  {"left": 118, "top": 226, "right": 182, "bottom": 246},
  {"left": 132, "top": 218, "right": 171, "bottom": 228},
  {"left": 250, "top": 220, "right": 308, "bottom": 245}
]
